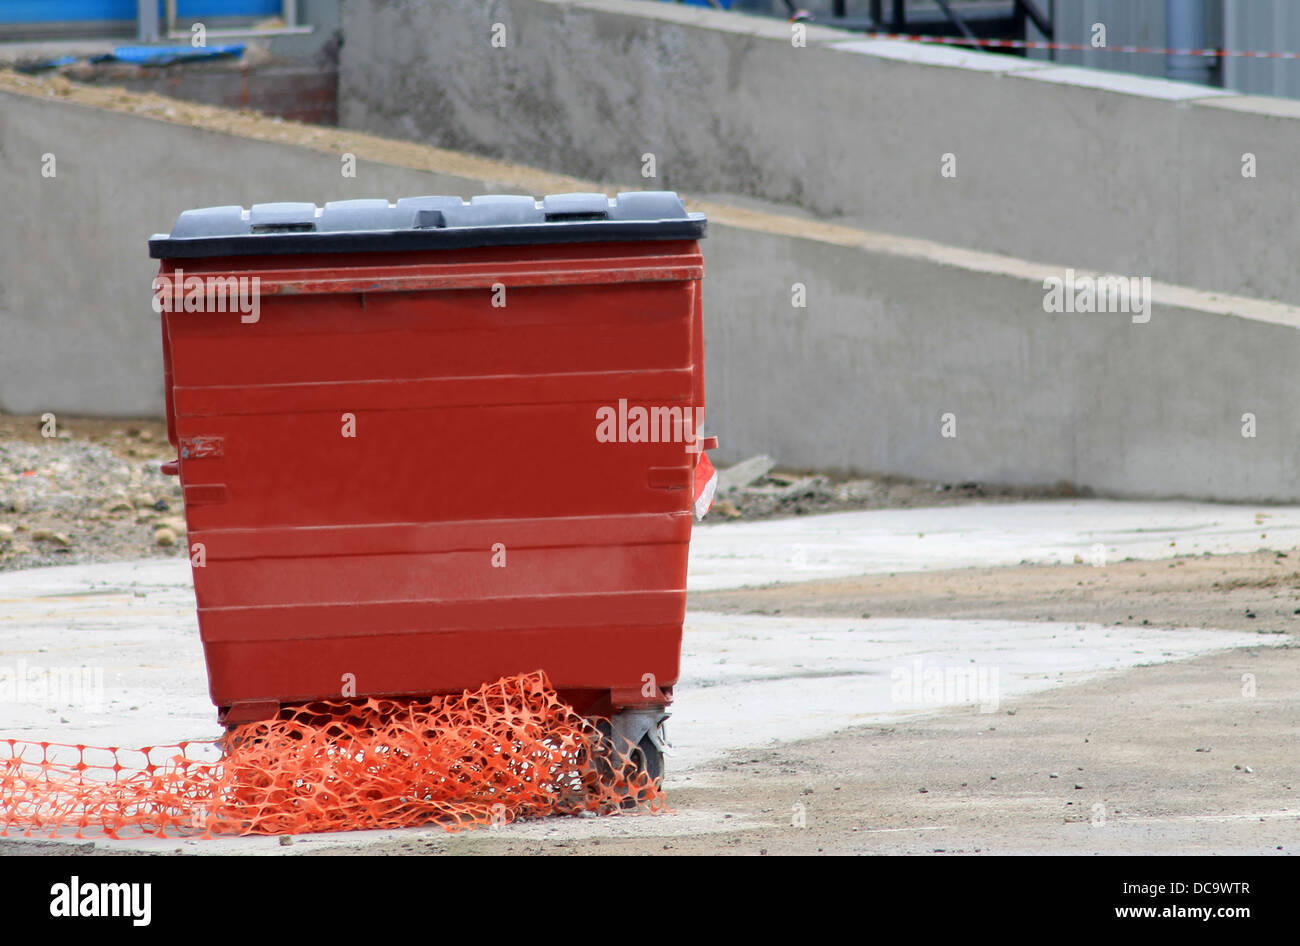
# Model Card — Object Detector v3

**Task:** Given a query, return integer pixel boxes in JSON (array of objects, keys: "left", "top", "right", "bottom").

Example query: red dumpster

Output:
[{"left": 149, "top": 192, "right": 712, "bottom": 768}]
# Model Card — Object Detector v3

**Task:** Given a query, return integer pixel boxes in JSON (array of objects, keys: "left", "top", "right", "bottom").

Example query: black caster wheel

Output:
[{"left": 628, "top": 731, "right": 664, "bottom": 786}]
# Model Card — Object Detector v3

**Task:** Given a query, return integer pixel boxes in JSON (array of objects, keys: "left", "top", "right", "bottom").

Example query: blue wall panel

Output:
[{"left": 0, "top": 1, "right": 280, "bottom": 23}]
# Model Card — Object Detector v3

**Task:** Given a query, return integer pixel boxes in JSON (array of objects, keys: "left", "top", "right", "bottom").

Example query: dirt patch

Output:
[
  {"left": 688, "top": 552, "right": 1300, "bottom": 634},
  {"left": 0, "top": 413, "right": 170, "bottom": 456},
  {"left": 1212, "top": 572, "right": 1300, "bottom": 591}
]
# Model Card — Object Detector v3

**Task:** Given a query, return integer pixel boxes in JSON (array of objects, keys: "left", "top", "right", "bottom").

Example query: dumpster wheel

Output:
[
  {"left": 595, "top": 712, "right": 667, "bottom": 802},
  {"left": 628, "top": 731, "right": 664, "bottom": 785}
]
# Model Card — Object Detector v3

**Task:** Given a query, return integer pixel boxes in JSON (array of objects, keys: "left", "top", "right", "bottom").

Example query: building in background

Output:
[
  {"left": 0, "top": 1, "right": 340, "bottom": 123},
  {"left": 1, "top": 1, "right": 290, "bottom": 39},
  {"left": 671, "top": 0, "right": 1300, "bottom": 99},
  {"left": 1032, "top": 0, "right": 1300, "bottom": 99}
]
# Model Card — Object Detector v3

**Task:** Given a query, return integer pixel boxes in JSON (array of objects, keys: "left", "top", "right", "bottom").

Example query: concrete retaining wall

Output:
[
  {"left": 0, "top": 86, "right": 492, "bottom": 417},
  {"left": 339, "top": 0, "right": 1300, "bottom": 308},
  {"left": 2, "top": 75, "right": 1299, "bottom": 500},
  {"left": 701, "top": 213, "right": 1300, "bottom": 500}
]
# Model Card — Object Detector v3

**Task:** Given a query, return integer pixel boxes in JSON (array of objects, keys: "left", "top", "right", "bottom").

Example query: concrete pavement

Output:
[{"left": 0, "top": 499, "right": 1292, "bottom": 851}]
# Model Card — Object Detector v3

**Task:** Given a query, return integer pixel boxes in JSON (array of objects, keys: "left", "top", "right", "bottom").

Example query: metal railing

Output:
[{"left": 716, "top": 0, "right": 1054, "bottom": 43}]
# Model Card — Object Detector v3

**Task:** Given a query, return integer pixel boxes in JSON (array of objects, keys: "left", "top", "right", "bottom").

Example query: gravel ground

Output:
[
  {"left": 708, "top": 468, "right": 1083, "bottom": 522},
  {"left": 0, "top": 414, "right": 185, "bottom": 572},
  {"left": 0, "top": 412, "right": 1071, "bottom": 572}
]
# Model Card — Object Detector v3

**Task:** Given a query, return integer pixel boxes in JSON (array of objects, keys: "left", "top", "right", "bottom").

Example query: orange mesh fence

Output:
[{"left": 0, "top": 671, "right": 663, "bottom": 840}]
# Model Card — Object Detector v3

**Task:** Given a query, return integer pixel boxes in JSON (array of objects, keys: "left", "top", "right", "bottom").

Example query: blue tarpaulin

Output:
[
  {"left": 14, "top": 56, "right": 81, "bottom": 73},
  {"left": 91, "top": 43, "right": 246, "bottom": 66},
  {"left": 18, "top": 43, "right": 246, "bottom": 72}
]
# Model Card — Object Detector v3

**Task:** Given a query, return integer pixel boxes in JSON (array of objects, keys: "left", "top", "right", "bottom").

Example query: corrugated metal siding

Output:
[
  {"left": 1049, "top": 0, "right": 1172, "bottom": 79},
  {"left": 1223, "top": 0, "right": 1300, "bottom": 98},
  {"left": 1045, "top": 0, "right": 1300, "bottom": 98}
]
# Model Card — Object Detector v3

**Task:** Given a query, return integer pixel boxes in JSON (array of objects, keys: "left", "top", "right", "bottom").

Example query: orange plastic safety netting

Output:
[{"left": 0, "top": 671, "right": 663, "bottom": 840}]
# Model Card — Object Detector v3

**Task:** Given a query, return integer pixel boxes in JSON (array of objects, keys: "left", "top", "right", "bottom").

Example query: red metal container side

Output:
[{"left": 158, "top": 240, "right": 707, "bottom": 721}]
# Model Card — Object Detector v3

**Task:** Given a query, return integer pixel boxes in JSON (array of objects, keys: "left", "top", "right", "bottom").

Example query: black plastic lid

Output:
[{"left": 149, "top": 191, "right": 707, "bottom": 259}]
